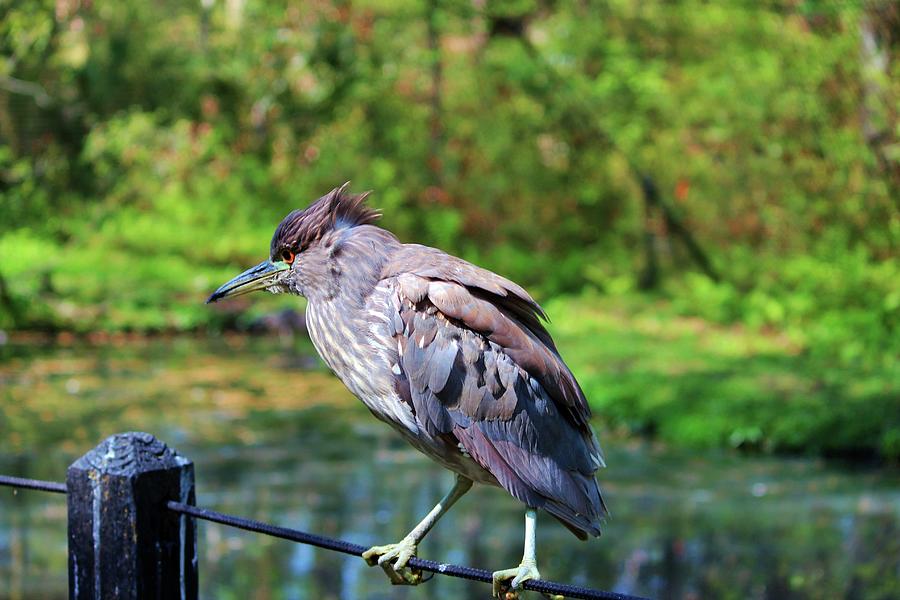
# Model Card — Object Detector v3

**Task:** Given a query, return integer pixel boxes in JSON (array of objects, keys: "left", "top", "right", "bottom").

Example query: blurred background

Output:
[{"left": 1, "top": 1, "right": 898, "bottom": 599}]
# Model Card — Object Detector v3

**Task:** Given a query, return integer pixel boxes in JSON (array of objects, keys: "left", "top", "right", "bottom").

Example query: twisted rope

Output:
[
  {"left": 166, "top": 501, "right": 644, "bottom": 599},
  {"left": 0, "top": 475, "right": 648, "bottom": 600},
  {"left": 0, "top": 474, "right": 67, "bottom": 494}
]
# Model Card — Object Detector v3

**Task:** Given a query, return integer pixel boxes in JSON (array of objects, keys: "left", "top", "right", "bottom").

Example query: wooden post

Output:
[{"left": 67, "top": 432, "right": 197, "bottom": 599}]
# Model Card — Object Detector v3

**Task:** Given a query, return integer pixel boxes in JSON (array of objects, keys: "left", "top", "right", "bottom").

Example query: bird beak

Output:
[{"left": 206, "top": 260, "right": 290, "bottom": 304}]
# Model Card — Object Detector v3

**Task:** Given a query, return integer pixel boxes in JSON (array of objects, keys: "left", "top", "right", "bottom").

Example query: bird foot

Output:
[
  {"left": 362, "top": 537, "right": 422, "bottom": 585},
  {"left": 492, "top": 559, "right": 540, "bottom": 598}
]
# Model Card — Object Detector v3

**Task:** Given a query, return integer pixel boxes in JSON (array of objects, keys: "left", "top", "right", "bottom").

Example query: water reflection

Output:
[{"left": 1, "top": 338, "right": 898, "bottom": 599}]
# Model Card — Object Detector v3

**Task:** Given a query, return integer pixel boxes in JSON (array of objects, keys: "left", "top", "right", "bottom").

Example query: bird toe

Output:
[
  {"left": 492, "top": 560, "right": 540, "bottom": 598},
  {"left": 363, "top": 537, "right": 421, "bottom": 585}
]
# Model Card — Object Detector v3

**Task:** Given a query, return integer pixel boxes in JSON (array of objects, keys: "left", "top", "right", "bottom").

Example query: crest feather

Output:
[{"left": 270, "top": 183, "right": 380, "bottom": 257}]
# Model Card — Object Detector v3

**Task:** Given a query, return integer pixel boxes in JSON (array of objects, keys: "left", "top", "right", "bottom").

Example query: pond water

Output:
[{"left": 1, "top": 337, "right": 898, "bottom": 600}]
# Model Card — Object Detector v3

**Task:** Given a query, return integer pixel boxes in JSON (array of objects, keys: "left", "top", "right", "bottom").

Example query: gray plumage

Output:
[
  {"left": 255, "top": 184, "right": 607, "bottom": 540},
  {"left": 209, "top": 183, "right": 608, "bottom": 575}
]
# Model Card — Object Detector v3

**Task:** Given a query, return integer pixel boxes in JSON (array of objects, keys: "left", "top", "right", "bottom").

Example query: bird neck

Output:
[{"left": 307, "top": 224, "right": 401, "bottom": 307}]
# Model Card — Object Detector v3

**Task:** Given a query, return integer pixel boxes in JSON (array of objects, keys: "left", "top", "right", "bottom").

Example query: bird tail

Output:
[
  {"left": 543, "top": 484, "right": 607, "bottom": 540},
  {"left": 545, "top": 504, "right": 605, "bottom": 539}
]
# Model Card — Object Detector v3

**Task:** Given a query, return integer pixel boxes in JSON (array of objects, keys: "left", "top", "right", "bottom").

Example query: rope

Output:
[
  {"left": 166, "top": 501, "right": 647, "bottom": 600},
  {"left": 0, "top": 475, "right": 647, "bottom": 600},
  {"left": 0, "top": 474, "right": 67, "bottom": 494}
]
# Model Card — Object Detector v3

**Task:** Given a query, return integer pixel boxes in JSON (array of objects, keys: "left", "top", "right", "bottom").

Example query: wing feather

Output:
[
  {"left": 386, "top": 260, "right": 607, "bottom": 538},
  {"left": 385, "top": 247, "right": 592, "bottom": 429}
]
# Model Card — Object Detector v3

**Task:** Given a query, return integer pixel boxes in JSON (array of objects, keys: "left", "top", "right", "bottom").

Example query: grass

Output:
[{"left": 546, "top": 292, "right": 900, "bottom": 460}]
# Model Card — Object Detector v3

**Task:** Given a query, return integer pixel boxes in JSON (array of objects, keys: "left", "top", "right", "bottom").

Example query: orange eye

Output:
[{"left": 281, "top": 249, "right": 295, "bottom": 264}]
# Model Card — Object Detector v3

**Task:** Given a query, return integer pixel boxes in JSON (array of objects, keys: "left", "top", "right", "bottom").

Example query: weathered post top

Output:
[
  {"left": 67, "top": 432, "right": 197, "bottom": 600},
  {"left": 69, "top": 431, "right": 191, "bottom": 474}
]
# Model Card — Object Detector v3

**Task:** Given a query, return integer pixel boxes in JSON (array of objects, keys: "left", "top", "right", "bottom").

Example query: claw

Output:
[
  {"left": 492, "top": 559, "right": 540, "bottom": 598},
  {"left": 378, "top": 561, "right": 423, "bottom": 586},
  {"left": 362, "top": 537, "right": 422, "bottom": 585}
]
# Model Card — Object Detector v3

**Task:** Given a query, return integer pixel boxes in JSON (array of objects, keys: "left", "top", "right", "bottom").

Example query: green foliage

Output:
[
  {"left": 670, "top": 249, "right": 900, "bottom": 369},
  {"left": 548, "top": 293, "right": 900, "bottom": 461},
  {"left": 0, "top": 0, "right": 897, "bottom": 457}
]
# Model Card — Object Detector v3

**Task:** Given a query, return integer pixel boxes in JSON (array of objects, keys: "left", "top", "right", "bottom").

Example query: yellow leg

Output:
[
  {"left": 492, "top": 508, "right": 541, "bottom": 598},
  {"left": 362, "top": 474, "right": 473, "bottom": 585}
]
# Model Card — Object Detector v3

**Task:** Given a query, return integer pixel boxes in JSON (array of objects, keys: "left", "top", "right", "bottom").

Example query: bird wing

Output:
[
  {"left": 384, "top": 244, "right": 592, "bottom": 429},
  {"left": 382, "top": 249, "right": 606, "bottom": 537}
]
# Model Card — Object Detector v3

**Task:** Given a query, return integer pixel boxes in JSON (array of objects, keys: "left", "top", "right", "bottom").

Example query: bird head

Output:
[{"left": 206, "top": 183, "right": 380, "bottom": 303}]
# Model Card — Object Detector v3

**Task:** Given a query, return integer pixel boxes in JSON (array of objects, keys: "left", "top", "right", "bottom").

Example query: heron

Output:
[{"left": 208, "top": 184, "right": 607, "bottom": 597}]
